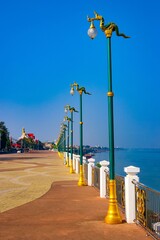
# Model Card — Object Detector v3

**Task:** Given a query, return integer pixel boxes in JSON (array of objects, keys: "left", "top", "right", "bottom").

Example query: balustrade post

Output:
[
  {"left": 88, "top": 158, "right": 95, "bottom": 186},
  {"left": 69, "top": 153, "right": 71, "bottom": 166},
  {"left": 83, "top": 157, "right": 87, "bottom": 184},
  {"left": 124, "top": 166, "right": 140, "bottom": 223},
  {"left": 75, "top": 155, "right": 80, "bottom": 173},
  {"left": 83, "top": 156, "right": 86, "bottom": 164},
  {"left": 64, "top": 151, "right": 67, "bottom": 165},
  {"left": 73, "top": 154, "right": 76, "bottom": 171},
  {"left": 100, "top": 160, "right": 110, "bottom": 198}
]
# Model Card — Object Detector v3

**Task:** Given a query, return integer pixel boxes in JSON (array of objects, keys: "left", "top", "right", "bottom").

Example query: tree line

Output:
[
  {"left": 0, "top": 121, "right": 45, "bottom": 152},
  {"left": 0, "top": 121, "right": 10, "bottom": 151}
]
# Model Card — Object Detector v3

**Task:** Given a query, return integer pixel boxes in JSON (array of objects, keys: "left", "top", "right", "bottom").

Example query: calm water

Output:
[{"left": 94, "top": 149, "right": 160, "bottom": 192}]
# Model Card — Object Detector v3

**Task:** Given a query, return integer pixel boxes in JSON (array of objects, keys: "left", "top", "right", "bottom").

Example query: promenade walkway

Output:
[{"left": 0, "top": 151, "right": 151, "bottom": 240}]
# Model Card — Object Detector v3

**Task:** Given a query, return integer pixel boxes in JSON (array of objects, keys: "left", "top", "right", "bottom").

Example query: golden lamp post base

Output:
[
  {"left": 58, "top": 151, "right": 61, "bottom": 159},
  {"left": 78, "top": 165, "right": 87, "bottom": 186},
  {"left": 66, "top": 158, "right": 70, "bottom": 167},
  {"left": 105, "top": 180, "right": 122, "bottom": 224},
  {"left": 70, "top": 160, "right": 75, "bottom": 174}
]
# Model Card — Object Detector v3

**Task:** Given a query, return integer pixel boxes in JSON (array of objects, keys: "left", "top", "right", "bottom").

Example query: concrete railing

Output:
[
  {"left": 63, "top": 151, "right": 160, "bottom": 239},
  {"left": 74, "top": 155, "right": 87, "bottom": 174},
  {"left": 100, "top": 160, "right": 109, "bottom": 198},
  {"left": 65, "top": 153, "right": 141, "bottom": 224},
  {"left": 88, "top": 158, "right": 95, "bottom": 186},
  {"left": 124, "top": 166, "right": 140, "bottom": 223}
]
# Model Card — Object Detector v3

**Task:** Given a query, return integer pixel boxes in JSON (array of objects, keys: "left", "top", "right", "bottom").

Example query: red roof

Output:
[{"left": 27, "top": 133, "right": 35, "bottom": 139}]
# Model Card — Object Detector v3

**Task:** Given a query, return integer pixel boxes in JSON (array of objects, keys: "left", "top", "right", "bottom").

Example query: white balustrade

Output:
[
  {"left": 100, "top": 160, "right": 109, "bottom": 198},
  {"left": 73, "top": 154, "right": 76, "bottom": 170},
  {"left": 124, "top": 166, "right": 140, "bottom": 223},
  {"left": 83, "top": 156, "right": 87, "bottom": 164},
  {"left": 88, "top": 158, "right": 95, "bottom": 186},
  {"left": 69, "top": 153, "right": 71, "bottom": 166},
  {"left": 75, "top": 155, "right": 80, "bottom": 173},
  {"left": 64, "top": 151, "right": 67, "bottom": 165}
]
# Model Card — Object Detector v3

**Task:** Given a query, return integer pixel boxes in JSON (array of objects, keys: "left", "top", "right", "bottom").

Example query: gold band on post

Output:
[
  {"left": 80, "top": 122, "right": 83, "bottom": 125},
  {"left": 105, "top": 29, "right": 112, "bottom": 38},
  {"left": 107, "top": 92, "right": 114, "bottom": 97}
]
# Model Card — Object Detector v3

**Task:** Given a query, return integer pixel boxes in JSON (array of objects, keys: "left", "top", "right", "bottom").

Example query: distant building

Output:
[
  {"left": 43, "top": 142, "right": 52, "bottom": 149},
  {"left": 19, "top": 128, "right": 35, "bottom": 140}
]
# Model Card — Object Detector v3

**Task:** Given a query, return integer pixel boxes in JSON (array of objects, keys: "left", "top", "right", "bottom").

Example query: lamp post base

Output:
[
  {"left": 66, "top": 158, "right": 70, "bottom": 167},
  {"left": 105, "top": 180, "right": 122, "bottom": 224},
  {"left": 58, "top": 151, "right": 61, "bottom": 159},
  {"left": 58, "top": 152, "right": 64, "bottom": 159},
  {"left": 78, "top": 165, "right": 87, "bottom": 186},
  {"left": 70, "top": 160, "right": 75, "bottom": 173}
]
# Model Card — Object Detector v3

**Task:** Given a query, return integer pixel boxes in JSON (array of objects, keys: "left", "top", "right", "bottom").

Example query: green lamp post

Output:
[
  {"left": 0, "top": 129, "right": 2, "bottom": 150},
  {"left": 56, "top": 130, "right": 62, "bottom": 156},
  {"left": 58, "top": 128, "right": 63, "bottom": 153},
  {"left": 70, "top": 82, "right": 91, "bottom": 186},
  {"left": 61, "top": 123, "right": 67, "bottom": 164},
  {"left": 65, "top": 105, "right": 78, "bottom": 173},
  {"left": 87, "top": 11, "right": 130, "bottom": 224},
  {"left": 64, "top": 116, "right": 72, "bottom": 167}
]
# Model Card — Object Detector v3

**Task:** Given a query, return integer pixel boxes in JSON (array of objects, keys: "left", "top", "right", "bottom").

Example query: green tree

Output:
[
  {"left": 52, "top": 142, "right": 57, "bottom": 149},
  {"left": 0, "top": 122, "right": 10, "bottom": 150}
]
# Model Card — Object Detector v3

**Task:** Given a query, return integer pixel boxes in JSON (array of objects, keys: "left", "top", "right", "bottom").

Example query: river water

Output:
[{"left": 94, "top": 148, "right": 160, "bottom": 192}]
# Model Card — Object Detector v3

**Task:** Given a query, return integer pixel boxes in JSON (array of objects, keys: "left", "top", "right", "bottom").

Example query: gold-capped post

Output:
[
  {"left": 64, "top": 106, "right": 78, "bottom": 173},
  {"left": 87, "top": 11, "right": 130, "bottom": 224},
  {"left": 70, "top": 82, "right": 91, "bottom": 186}
]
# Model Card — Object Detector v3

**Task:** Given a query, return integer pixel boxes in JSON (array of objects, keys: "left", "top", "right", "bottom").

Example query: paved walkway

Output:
[
  {"left": 0, "top": 151, "right": 151, "bottom": 240},
  {"left": 0, "top": 151, "right": 78, "bottom": 213}
]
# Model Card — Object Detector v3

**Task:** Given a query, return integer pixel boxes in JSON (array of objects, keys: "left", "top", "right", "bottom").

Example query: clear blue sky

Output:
[{"left": 1, "top": 0, "right": 160, "bottom": 148}]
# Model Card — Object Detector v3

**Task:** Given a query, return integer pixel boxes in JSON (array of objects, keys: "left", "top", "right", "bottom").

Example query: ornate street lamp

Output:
[
  {"left": 56, "top": 128, "right": 63, "bottom": 158},
  {"left": 87, "top": 11, "right": 130, "bottom": 224},
  {"left": 64, "top": 105, "right": 78, "bottom": 173},
  {"left": 61, "top": 123, "right": 67, "bottom": 164},
  {"left": 64, "top": 116, "right": 72, "bottom": 167},
  {"left": 70, "top": 82, "right": 91, "bottom": 186},
  {"left": 0, "top": 128, "right": 2, "bottom": 150}
]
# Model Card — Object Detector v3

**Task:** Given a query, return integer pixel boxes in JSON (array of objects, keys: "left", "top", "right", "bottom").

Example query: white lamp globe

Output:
[
  {"left": 70, "top": 87, "right": 74, "bottom": 95},
  {"left": 87, "top": 27, "right": 97, "bottom": 40}
]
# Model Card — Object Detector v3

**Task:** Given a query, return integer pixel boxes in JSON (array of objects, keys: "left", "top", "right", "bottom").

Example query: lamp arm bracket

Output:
[
  {"left": 78, "top": 87, "right": 91, "bottom": 95},
  {"left": 71, "top": 82, "right": 79, "bottom": 90},
  {"left": 88, "top": 11, "right": 130, "bottom": 38},
  {"left": 71, "top": 82, "right": 91, "bottom": 95},
  {"left": 70, "top": 107, "right": 79, "bottom": 113}
]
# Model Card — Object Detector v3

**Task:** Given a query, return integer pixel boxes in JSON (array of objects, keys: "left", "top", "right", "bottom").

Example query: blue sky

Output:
[{"left": 0, "top": 0, "right": 160, "bottom": 148}]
